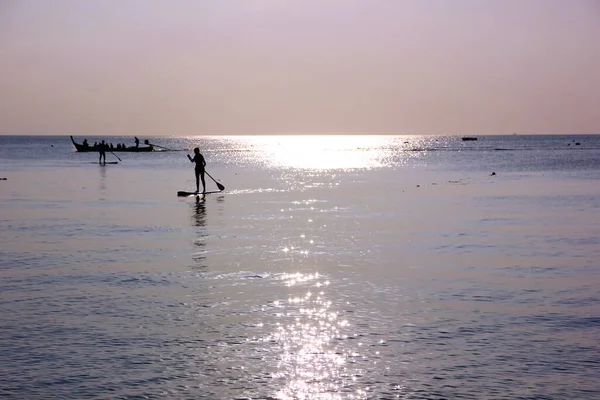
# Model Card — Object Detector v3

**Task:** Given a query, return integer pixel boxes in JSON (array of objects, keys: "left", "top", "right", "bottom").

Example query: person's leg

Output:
[
  {"left": 195, "top": 169, "right": 200, "bottom": 193},
  {"left": 200, "top": 170, "right": 206, "bottom": 193}
]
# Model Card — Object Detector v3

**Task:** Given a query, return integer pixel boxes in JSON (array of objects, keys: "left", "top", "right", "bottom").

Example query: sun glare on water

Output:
[
  {"left": 236, "top": 135, "right": 396, "bottom": 170},
  {"left": 266, "top": 273, "right": 368, "bottom": 400}
]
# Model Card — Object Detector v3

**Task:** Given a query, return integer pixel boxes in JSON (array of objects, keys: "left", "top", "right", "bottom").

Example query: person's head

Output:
[{"left": 193, "top": 147, "right": 199, "bottom": 154}]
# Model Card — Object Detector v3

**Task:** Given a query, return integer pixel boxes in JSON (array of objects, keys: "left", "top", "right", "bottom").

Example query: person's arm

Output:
[
  {"left": 187, "top": 154, "right": 194, "bottom": 162},
  {"left": 201, "top": 155, "right": 206, "bottom": 167}
]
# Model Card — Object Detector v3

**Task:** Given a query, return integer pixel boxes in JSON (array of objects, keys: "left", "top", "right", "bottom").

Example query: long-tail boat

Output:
[{"left": 70, "top": 136, "right": 154, "bottom": 152}]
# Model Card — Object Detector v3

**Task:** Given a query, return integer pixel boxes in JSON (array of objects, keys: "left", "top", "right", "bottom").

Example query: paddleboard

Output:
[
  {"left": 177, "top": 190, "right": 222, "bottom": 197},
  {"left": 91, "top": 162, "right": 119, "bottom": 164}
]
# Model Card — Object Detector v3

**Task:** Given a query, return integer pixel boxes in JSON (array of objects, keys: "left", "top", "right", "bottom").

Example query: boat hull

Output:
[{"left": 70, "top": 136, "right": 154, "bottom": 152}]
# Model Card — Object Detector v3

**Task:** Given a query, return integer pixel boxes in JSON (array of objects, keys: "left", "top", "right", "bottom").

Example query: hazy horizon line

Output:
[{"left": 2, "top": 132, "right": 598, "bottom": 137}]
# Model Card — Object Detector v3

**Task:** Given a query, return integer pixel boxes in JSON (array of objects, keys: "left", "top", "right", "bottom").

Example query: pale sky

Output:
[{"left": 1, "top": 0, "right": 599, "bottom": 135}]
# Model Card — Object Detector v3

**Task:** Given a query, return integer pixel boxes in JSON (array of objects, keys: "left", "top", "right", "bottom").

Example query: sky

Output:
[{"left": 1, "top": 0, "right": 599, "bottom": 135}]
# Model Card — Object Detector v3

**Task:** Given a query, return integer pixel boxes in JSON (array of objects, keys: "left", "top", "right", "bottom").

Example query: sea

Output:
[{"left": 1, "top": 134, "right": 599, "bottom": 400}]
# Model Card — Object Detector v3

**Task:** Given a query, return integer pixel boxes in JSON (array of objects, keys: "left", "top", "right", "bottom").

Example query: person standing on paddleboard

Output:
[
  {"left": 187, "top": 147, "right": 206, "bottom": 193},
  {"left": 98, "top": 140, "right": 107, "bottom": 165}
]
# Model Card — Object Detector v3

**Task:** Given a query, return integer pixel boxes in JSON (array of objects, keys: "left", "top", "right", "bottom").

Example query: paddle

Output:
[
  {"left": 110, "top": 151, "right": 122, "bottom": 162},
  {"left": 205, "top": 171, "right": 225, "bottom": 191}
]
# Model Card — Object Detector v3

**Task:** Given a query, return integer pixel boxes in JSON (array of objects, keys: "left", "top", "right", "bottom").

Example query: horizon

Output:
[
  {"left": 2, "top": 0, "right": 599, "bottom": 136},
  {"left": 4, "top": 132, "right": 600, "bottom": 138}
]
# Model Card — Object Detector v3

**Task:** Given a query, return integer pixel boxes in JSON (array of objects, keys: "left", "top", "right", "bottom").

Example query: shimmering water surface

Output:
[{"left": 1, "top": 135, "right": 599, "bottom": 399}]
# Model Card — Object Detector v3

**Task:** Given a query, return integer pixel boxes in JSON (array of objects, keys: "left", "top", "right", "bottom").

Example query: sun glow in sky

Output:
[{"left": 1, "top": 0, "right": 599, "bottom": 135}]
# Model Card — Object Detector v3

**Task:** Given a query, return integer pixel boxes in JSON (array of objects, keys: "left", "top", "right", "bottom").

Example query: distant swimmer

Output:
[
  {"left": 99, "top": 140, "right": 107, "bottom": 165},
  {"left": 187, "top": 147, "right": 206, "bottom": 194}
]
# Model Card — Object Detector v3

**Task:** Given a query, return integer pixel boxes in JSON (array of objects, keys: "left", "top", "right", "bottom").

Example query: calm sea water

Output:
[{"left": 1, "top": 134, "right": 599, "bottom": 399}]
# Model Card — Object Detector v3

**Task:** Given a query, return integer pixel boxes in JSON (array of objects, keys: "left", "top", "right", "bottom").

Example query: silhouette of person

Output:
[
  {"left": 134, "top": 136, "right": 139, "bottom": 147},
  {"left": 83, "top": 139, "right": 89, "bottom": 147},
  {"left": 187, "top": 147, "right": 206, "bottom": 193},
  {"left": 99, "top": 140, "right": 107, "bottom": 165}
]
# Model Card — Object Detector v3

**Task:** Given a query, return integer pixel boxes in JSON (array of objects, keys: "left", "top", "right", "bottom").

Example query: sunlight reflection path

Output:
[
  {"left": 231, "top": 135, "right": 398, "bottom": 170},
  {"left": 266, "top": 272, "right": 367, "bottom": 400}
]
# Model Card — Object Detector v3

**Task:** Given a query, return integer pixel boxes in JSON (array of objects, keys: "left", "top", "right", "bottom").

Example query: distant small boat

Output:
[
  {"left": 462, "top": 137, "right": 478, "bottom": 141},
  {"left": 70, "top": 136, "right": 154, "bottom": 152}
]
